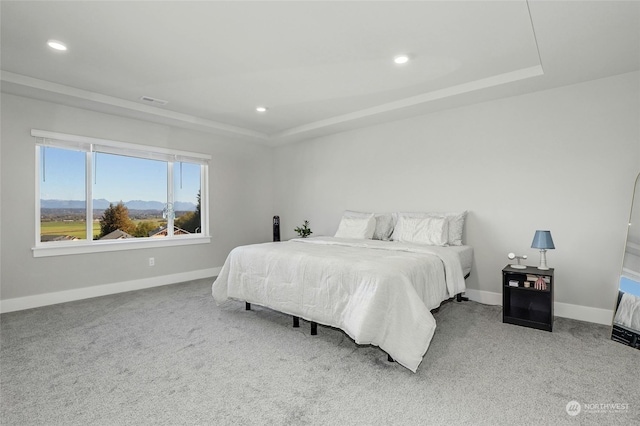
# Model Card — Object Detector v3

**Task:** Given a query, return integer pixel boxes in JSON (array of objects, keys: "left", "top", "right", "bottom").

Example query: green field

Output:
[{"left": 41, "top": 220, "right": 163, "bottom": 239}]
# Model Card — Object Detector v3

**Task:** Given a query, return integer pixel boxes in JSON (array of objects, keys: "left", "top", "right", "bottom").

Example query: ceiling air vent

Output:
[{"left": 139, "top": 96, "right": 168, "bottom": 106}]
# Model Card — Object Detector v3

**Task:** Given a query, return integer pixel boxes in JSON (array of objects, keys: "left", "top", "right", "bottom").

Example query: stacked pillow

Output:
[
  {"left": 336, "top": 211, "right": 393, "bottom": 240},
  {"left": 334, "top": 212, "right": 377, "bottom": 239},
  {"left": 341, "top": 210, "right": 394, "bottom": 240},
  {"left": 391, "top": 211, "right": 467, "bottom": 246},
  {"left": 334, "top": 210, "right": 467, "bottom": 246},
  {"left": 392, "top": 215, "right": 449, "bottom": 246}
]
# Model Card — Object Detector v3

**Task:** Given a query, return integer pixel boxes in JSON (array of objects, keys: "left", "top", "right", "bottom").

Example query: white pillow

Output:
[
  {"left": 394, "top": 216, "right": 448, "bottom": 246},
  {"left": 335, "top": 214, "right": 376, "bottom": 239},
  {"left": 343, "top": 211, "right": 394, "bottom": 241},
  {"left": 372, "top": 213, "right": 394, "bottom": 241},
  {"left": 439, "top": 211, "right": 467, "bottom": 246},
  {"left": 392, "top": 211, "right": 467, "bottom": 245}
]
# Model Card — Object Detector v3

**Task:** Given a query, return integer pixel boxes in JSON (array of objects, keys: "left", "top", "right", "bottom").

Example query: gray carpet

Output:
[{"left": 1, "top": 278, "right": 638, "bottom": 425}]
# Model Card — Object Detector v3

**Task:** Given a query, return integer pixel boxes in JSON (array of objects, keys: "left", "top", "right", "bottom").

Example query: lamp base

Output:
[
  {"left": 537, "top": 249, "right": 549, "bottom": 270},
  {"left": 510, "top": 264, "right": 527, "bottom": 269}
]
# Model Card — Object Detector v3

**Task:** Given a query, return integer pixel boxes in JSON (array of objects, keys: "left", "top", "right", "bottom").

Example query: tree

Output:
[
  {"left": 99, "top": 202, "right": 135, "bottom": 238},
  {"left": 133, "top": 221, "right": 157, "bottom": 238},
  {"left": 175, "top": 190, "right": 201, "bottom": 233}
]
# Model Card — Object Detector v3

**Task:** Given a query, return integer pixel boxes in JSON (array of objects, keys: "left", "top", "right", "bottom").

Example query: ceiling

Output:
[{"left": 1, "top": 1, "right": 638, "bottom": 146}]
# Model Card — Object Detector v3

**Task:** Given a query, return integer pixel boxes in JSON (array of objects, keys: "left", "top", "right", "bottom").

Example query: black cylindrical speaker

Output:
[{"left": 273, "top": 216, "right": 280, "bottom": 242}]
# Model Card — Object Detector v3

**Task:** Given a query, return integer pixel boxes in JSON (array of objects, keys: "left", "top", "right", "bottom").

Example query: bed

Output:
[{"left": 212, "top": 211, "right": 472, "bottom": 372}]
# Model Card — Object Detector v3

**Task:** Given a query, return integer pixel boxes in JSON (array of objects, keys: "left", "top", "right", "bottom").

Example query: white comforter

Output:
[{"left": 212, "top": 236, "right": 467, "bottom": 372}]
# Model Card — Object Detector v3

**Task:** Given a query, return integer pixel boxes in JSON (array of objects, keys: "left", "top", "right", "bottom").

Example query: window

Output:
[{"left": 33, "top": 129, "right": 210, "bottom": 257}]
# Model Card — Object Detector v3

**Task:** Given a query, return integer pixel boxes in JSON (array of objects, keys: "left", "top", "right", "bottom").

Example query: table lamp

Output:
[{"left": 531, "top": 230, "right": 555, "bottom": 270}]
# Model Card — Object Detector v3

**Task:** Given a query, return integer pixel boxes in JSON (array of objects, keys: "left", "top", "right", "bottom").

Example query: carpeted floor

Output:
[{"left": 1, "top": 278, "right": 638, "bottom": 425}]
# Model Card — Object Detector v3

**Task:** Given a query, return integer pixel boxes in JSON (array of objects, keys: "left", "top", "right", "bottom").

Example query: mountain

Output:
[
  {"left": 173, "top": 201, "right": 198, "bottom": 211},
  {"left": 124, "top": 200, "right": 197, "bottom": 211},
  {"left": 41, "top": 199, "right": 88, "bottom": 209},
  {"left": 93, "top": 199, "right": 111, "bottom": 209},
  {"left": 40, "top": 199, "right": 196, "bottom": 211},
  {"left": 124, "top": 200, "right": 165, "bottom": 210}
]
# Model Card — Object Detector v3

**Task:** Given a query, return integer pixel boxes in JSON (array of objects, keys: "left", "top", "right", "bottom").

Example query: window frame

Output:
[{"left": 32, "top": 129, "right": 211, "bottom": 258}]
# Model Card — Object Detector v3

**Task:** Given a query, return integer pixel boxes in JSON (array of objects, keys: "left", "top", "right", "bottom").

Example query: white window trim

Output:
[
  {"left": 32, "top": 235, "right": 211, "bottom": 258},
  {"left": 32, "top": 129, "right": 211, "bottom": 257},
  {"left": 31, "top": 129, "right": 211, "bottom": 163}
]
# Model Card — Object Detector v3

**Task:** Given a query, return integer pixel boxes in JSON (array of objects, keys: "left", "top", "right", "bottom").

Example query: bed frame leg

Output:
[
  {"left": 310, "top": 321, "right": 317, "bottom": 335},
  {"left": 245, "top": 302, "right": 251, "bottom": 310},
  {"left": 456, "top": 293, "right": 469, "bottom": 302},
  {"left": 387, "top": 354, "right": 394, "bottom": 363},
  {"left": 293, "top": 316, "right": 300, "bottom": 328}
]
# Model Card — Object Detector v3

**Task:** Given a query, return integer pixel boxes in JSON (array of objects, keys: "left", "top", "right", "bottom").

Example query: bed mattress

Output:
[{"left": 448, "top": 245, "right": 473, "bottom": 277}]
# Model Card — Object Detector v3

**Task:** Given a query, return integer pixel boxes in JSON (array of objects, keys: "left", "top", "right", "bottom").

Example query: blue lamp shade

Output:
[
  {"left": 531, "top": 230, "right": 554, "bottom": 269},
  {"left": 531, "top": 230, "right": 555, "bottom": 250}
]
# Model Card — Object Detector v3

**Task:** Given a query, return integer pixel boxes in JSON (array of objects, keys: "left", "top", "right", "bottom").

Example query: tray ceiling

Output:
[{"left": 1, "top": 1, "right": 638, "bottom": 145}]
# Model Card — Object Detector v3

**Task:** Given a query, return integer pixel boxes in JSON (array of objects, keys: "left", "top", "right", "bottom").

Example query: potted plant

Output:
[{"left": 294, "top": 220, "right": 312, "bottom": 238}]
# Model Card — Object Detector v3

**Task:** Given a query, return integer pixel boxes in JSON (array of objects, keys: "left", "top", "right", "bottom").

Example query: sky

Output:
[{"left": 40, "top": 147, "right": 201, "bottom": 205}]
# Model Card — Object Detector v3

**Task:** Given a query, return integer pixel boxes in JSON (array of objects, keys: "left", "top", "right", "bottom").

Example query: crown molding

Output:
[
  {"left": 2, "top": 65, "right": 544, "bottom": 147},
  {"left": 1, "top": 71, "right": 270, "bottom": 144}
]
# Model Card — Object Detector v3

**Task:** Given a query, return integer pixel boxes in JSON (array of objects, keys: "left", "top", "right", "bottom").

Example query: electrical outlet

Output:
[{"left": 148, "top": 257, "right": 155, "bottom": 267}]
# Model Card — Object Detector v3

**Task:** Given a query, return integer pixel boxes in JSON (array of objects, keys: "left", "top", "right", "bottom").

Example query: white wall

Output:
[
  {"left": 273, "top": 72, "right": 640, "bottom": 320},
  {"left": 3, "top": 72, "right": 638, "bottom": 322},
  {"left": 0, "top": 94, "right": 274, "bottom": 306}
]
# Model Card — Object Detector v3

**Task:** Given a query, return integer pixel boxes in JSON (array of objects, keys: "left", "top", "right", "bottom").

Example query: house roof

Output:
[
  {"left": 148, "top": 226, "right": 190, "bottom": 238},
  {"left": 99, "top": 229, "right": 134, "bottom": 240},
  {"left": 1, "top": 1, "right": 638, "bottom": 145}
]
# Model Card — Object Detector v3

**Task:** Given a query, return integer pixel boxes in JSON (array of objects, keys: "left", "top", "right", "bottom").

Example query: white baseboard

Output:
[
  {"left": 2, "top": 273, "right": 615, "bottom": 327},
  {"left": 554, "top": 302, "right": 614, "bottom": 326},
  {"left": 464, "top": 289, "right": 614, "bottom": 326},
  {"left": 0, "top": 267, "right": 222, "bottom": 314},
  {"left": 465, "top": 288, "right": 502, "bottom": 306}
]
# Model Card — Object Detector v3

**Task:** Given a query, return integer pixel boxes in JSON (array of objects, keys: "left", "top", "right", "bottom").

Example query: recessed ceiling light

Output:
[
  {"left": 47, "top": 39, "right": 67, "bottom": 51},
  {"left": 393, "top": 54, "right": 410, "bottom": 65},
  {"left": 256, "top": 106, "right": 268, "bottom": 113}
]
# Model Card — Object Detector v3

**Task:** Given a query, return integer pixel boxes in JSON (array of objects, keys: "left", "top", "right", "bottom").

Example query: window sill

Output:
[{"left": 32, "top": 235, "right": 211, "bottom": 258}]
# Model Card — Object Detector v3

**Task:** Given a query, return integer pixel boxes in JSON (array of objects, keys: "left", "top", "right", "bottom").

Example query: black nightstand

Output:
[{"left": 502, "top": 265, "right": 554, "bottom": 331}]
